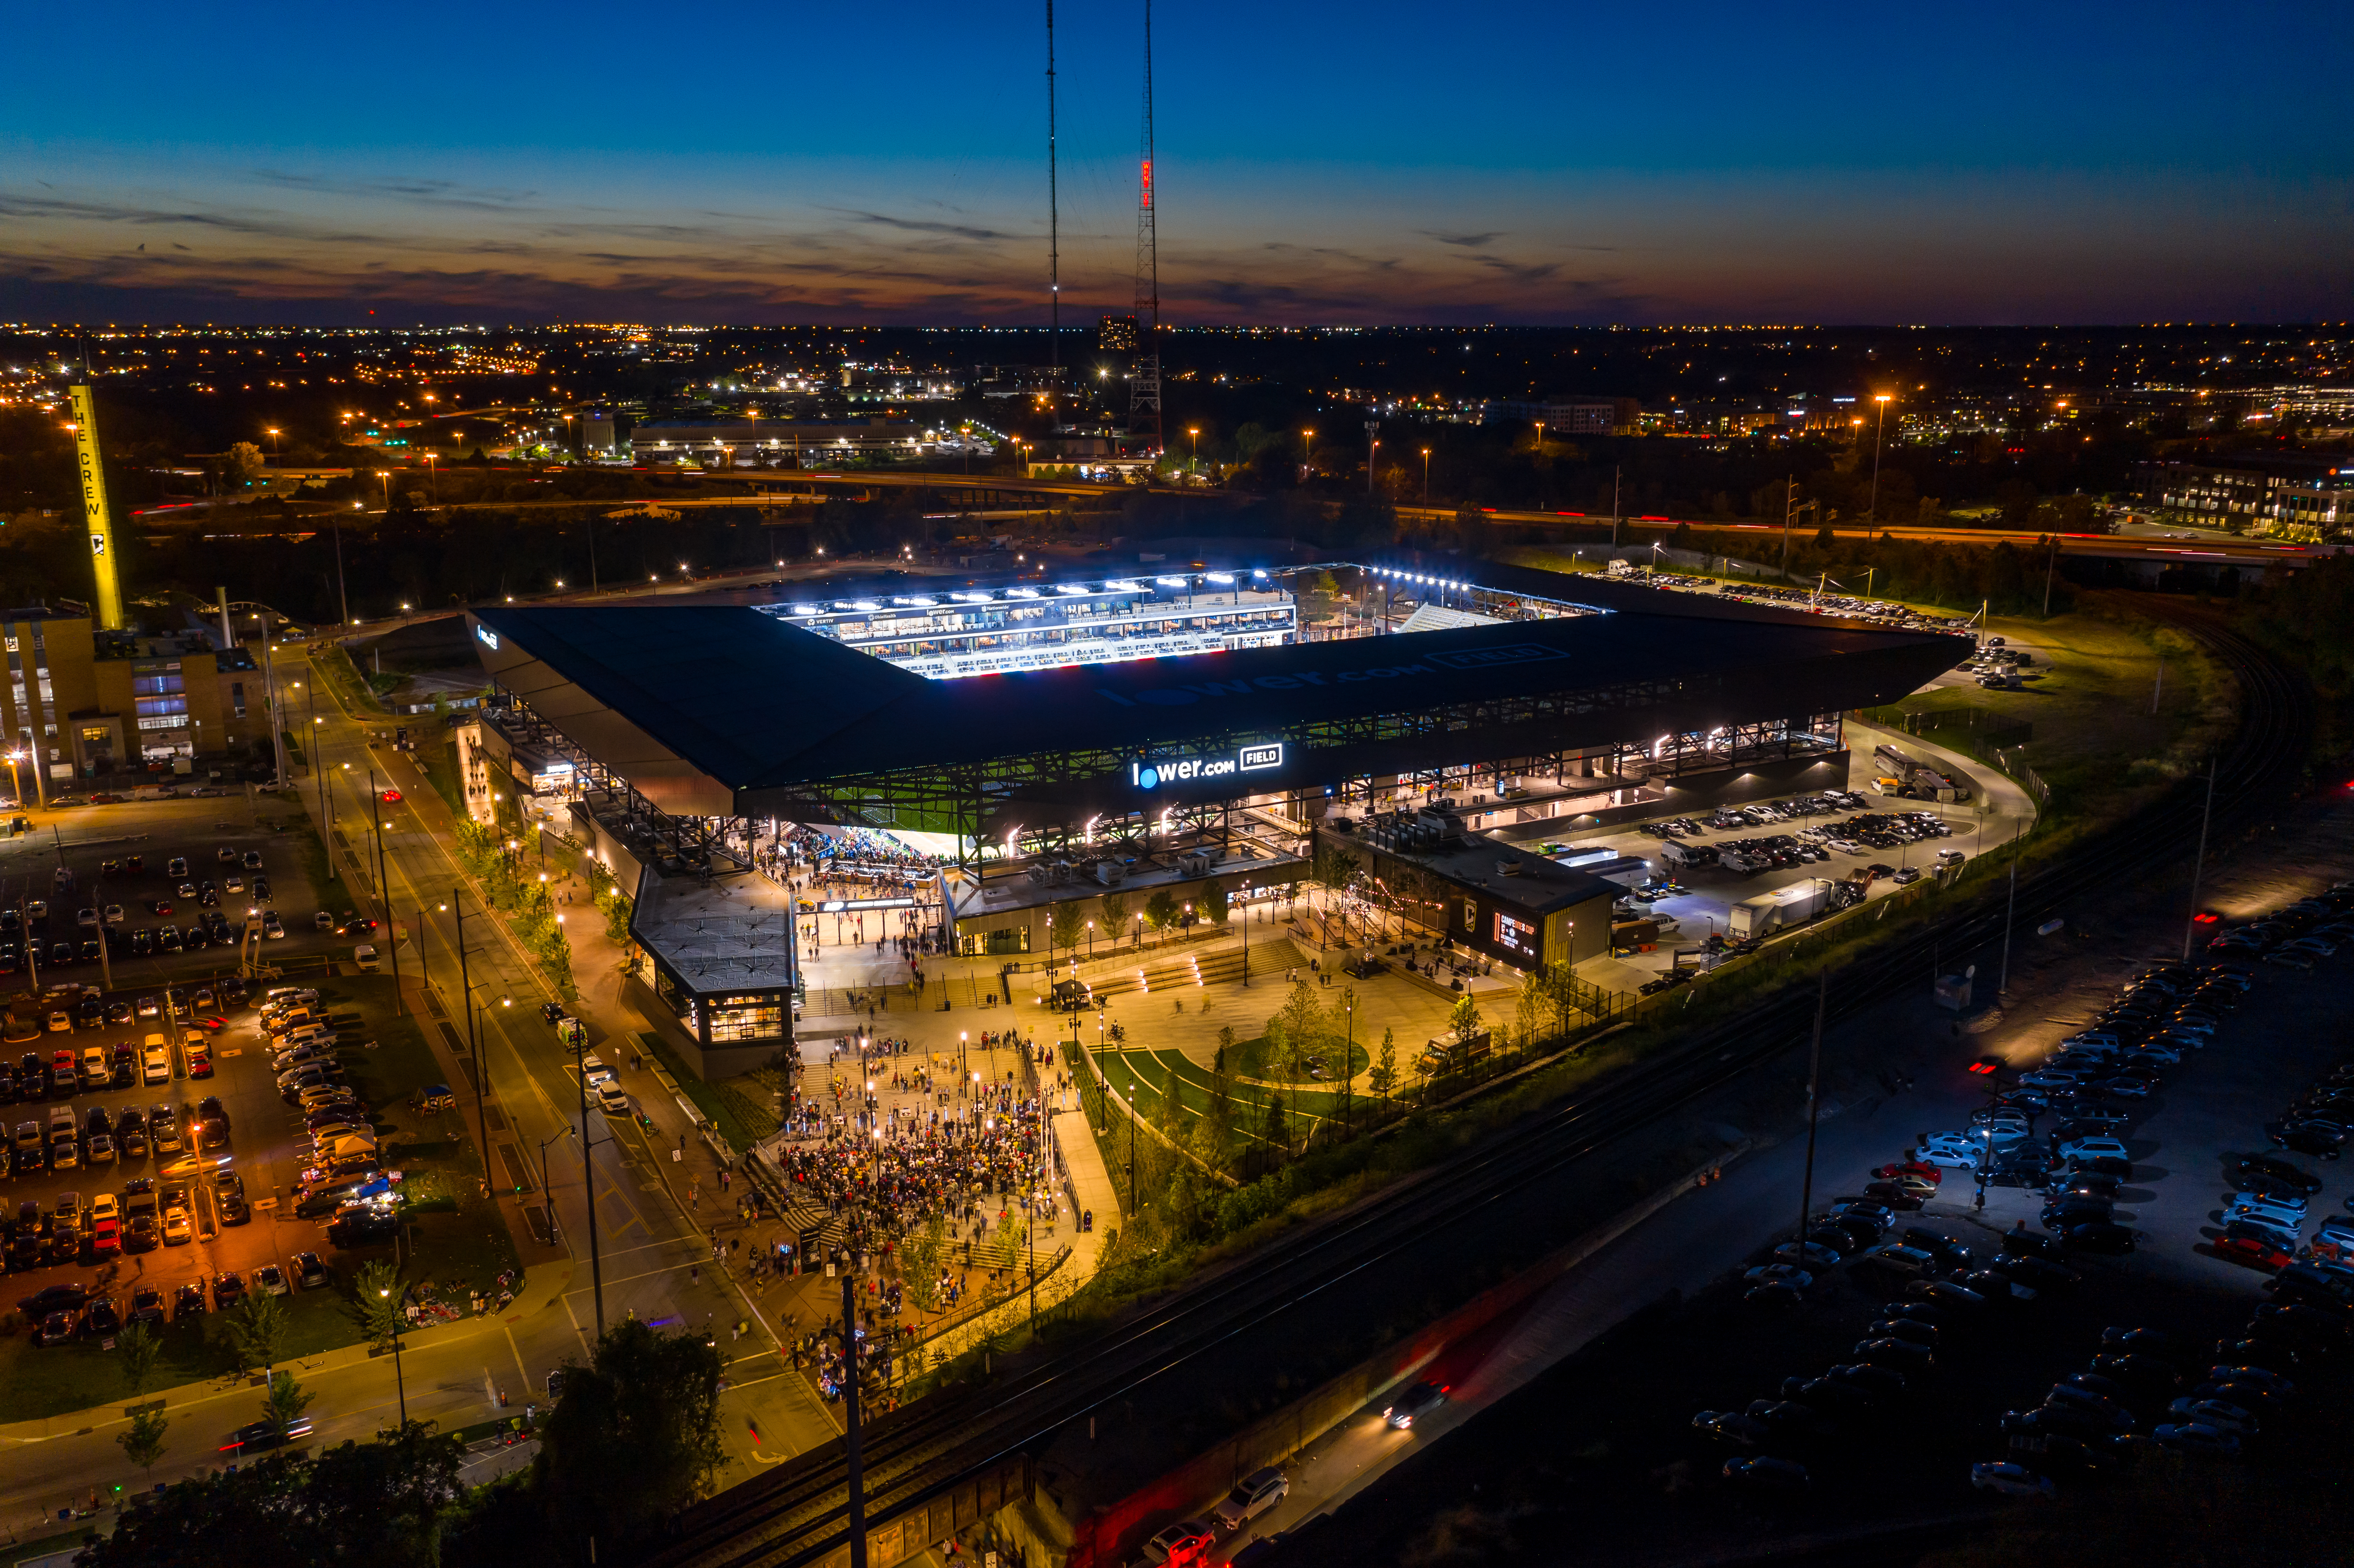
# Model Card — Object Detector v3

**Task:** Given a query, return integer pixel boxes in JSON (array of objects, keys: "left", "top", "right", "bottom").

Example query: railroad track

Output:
[{"left": 641, "top": 598, "right": 2310, "bottom": 1568}]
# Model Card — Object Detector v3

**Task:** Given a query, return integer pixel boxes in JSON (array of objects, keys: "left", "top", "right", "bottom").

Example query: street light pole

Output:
[
  {"left": 368, "top": 766, "right": 402, "bottom": 1015},
  {"left": 2182, "top": 749, "right": 2218, "bottom": 962},
  {"left": 381, "top": 1288, "right": 407, "bottom": 1424},
  {"left": 1866, "top": 395, "right": 1891, "bottom": 525}
]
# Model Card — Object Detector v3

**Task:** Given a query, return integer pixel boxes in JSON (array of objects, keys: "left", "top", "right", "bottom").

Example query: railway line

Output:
[{"left": 639, "top": 597, "right": 2308, "bottom": 1568}]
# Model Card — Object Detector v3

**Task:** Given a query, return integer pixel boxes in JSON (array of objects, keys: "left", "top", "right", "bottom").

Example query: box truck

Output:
[{"left": 1727, "top": 880, "right": 1835, "bottom": 939}]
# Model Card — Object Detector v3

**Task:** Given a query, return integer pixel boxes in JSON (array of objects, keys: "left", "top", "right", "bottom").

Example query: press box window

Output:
[{"left": 1495, "top": 911, "right": 1538, "bottom": 959}]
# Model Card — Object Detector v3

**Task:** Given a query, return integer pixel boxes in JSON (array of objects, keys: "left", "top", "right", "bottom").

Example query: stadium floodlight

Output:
[
  {"left": 1107, "top": 580, "right": 1144, "bottom": 592},
  {"left": 853, "top": 599, "right": 879, "bottom": 611},
  {"left": 1206, "top": 572, "right": 1236, "bottom": 585},
  {"left": 1155, "top": 576, "right": 1189, "bottom": 588},
  {"left": 788, "top": 605, "right": 819, "bottom": 615},
  {"left": 1055, "top": 584, "right": 1090, "bottom": 595}
]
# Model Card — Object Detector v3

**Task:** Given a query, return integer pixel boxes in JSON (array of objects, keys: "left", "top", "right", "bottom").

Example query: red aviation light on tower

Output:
[{"left": 1141, "top": 159, "right": 1153, "bottom": 209}]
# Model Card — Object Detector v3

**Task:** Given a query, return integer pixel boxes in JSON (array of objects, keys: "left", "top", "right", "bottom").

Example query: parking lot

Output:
[{"left": 0, "top": 793, "right": 423, "bottom": 1417}]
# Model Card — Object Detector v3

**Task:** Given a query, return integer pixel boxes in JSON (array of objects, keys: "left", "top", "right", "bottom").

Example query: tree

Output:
[
  {"left": 1536, "top": 958, "right": 1582, "bottom": 1038},
  {"left": 354, "top": 1260, "right": 405, "bottom": 1348},
  {"left": 230, "top": 1289, "right": 290, "bottom": 1373},
  {"left": 1098, "top": 888, "right": 1130, "bottom": 946},
  {"left": 535, "top": 1319, "right": 727, "bottom": 1555},
  {"left": 118, "top": 1319, "right": 162, "bottom": 1396},
  {"left": 1513, "top": 979, "right": 1544, "bottom": 1053},
  {"left": 117, "top": 1406, "right": 168, "bottom": 1483},
  {"left": 1197, "top": 877, "right": 1230, "bottom": 927},
  {"left": 263, "top": 1369, "right": 315, "bottom": 1438},
  {"left": 1448, "top": 993, "right": 1485, "bottom": 1051},
  {"left": 1368, "top": 1027, "right": 1398, "bottom": 1107},
  {"left": 1048, "top": 900, "right": 1084, "bottom": 958},
  {"left": 902, "top": 1212, "right": 949, "bottom": 1313},
  {"left": 1143, "top": 887, "right": 1180, "bottom": 938},
  {"left": 224, "top": 441, "right": 267, "bottom": 491}
]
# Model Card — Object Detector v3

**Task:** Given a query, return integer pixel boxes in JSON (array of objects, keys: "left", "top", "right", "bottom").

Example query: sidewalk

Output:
[{"left": 0, "top": 1262, "right": 573, "bottom": 1447}]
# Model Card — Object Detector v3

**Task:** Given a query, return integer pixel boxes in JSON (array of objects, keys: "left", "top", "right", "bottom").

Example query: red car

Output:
[
  {"left": 1861, "top": 1181, "right": 1926, "bottom": 1210},
  {"left": 2212, "top": 1235, "right": 2292, "bottom": 1272},
  {"left": 194, "top": 1016, "right": 227, "bottom": 1032},
  {"left": 186, "top": 1046, "right": 214, "bottom": 1079},
  {"left": 381, "top": 788, "right": 402, "bottom": 803},
  {"left": 1874, "top": 1161, "right": 1942, "bottom": 1184}
]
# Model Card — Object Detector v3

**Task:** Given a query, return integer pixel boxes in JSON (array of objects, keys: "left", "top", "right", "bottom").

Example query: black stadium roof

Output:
[{"left": 470, "top": 594, "right": 1967, "bottom": 820}]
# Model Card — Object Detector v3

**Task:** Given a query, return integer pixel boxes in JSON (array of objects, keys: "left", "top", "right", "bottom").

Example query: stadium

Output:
[{"left": 466, "top": 557, "right": 1970, "bottom": 1075}]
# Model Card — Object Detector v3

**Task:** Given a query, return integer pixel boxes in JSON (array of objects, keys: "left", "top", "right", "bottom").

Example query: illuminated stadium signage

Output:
[{"left": 1130, "top": 743, "right": 1284, "bottom": 790}]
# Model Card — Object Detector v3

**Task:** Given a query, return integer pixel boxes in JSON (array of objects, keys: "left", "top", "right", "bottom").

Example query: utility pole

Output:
[
  {"left": 1780, "top": 475, "right": 1795, "bottom": 581},
  {"left": 1998, "top": 840, "right": 2020, "bottom": 997},
  {"left": 2181, "top": 750, "right": 2218, "bottom": 961},
  {"left": 2041, "top": 535, "right": 2059, "bottom": 618},
  {"left": 308, "top": 679, "right": 332, "bottom": 883},
  {"left": 1796, "top": 970, "right": 1826, "bottom": 1258},
  {"left": 1610, "top": 465, "right": 1621, "bottom": 547},
  {"left": 843, "top": 1269, "right": 866, "bottom": 1568},
  {"left": 1045, "top": 0, "right": 1060, "bottom": 426},
  {"left": 369, "top": 766, "right": 403, "bottom": 1014},
  {"left": 1129, "top": 0, "right": 1161, "bottom": 460},
  {"left": 331, "top": 512, "right": 351, "bottom": 628},
  {"left": 1865, "top": 394, "right": 1891, "bottom": 525},
  {"left": 1364, "top": 421, "right": 1380, "bottom": 497},
  {"left": 574, "top": 1021, "right": 605, "bottom": 1334}
]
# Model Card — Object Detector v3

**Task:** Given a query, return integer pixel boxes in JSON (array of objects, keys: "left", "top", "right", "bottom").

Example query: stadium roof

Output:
[{"left": 470, "top": 594, "right": 1967, "bottom": 820}]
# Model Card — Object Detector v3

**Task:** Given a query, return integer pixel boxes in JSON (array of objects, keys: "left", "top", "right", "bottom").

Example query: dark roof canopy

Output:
[{"left": 471, "top": 589, "right": 1967, "bottom": 816}]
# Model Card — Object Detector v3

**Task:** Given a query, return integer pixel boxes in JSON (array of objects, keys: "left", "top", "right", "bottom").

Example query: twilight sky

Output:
[{"left": 5, "top": 0, "right": 2348, "bottom": 326}]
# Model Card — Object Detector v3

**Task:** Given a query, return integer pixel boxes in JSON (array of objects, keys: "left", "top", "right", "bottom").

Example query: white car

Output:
[
  {"left": 1919, "top": 1146, "right": 1982, "bottom": 1170},
  {"left": 2057, "top": 1136, "right": 2130, "bottom": 1163},
  {"left": 1211, "top": 1467, "right": 1290, "bottom": 1531},
  {"left": 2169, "top": 1397, "right": 2257, "bottom": 1435},
  {"left": 1970, "top": 1461, "right": 2054, "bottom": 1499},
  {"left": 2224, "top": 1196, "right": 2306, "bottom": 1230},
  {"left": 2153, "top": 1423, "right": 2239, "bottom": 1457},
  {"left": 142, "top": 1044, "right": 171, "bottom": 1085},
  {"left": 1743, "top": 1264, "right": 1813, "bottom": 1289},
  {"left": 581, "top": 1055, "right": 616, "bottom": 1089},
  {"left": 595, "top": 1080, "right": 630, "bottom": 1115}
]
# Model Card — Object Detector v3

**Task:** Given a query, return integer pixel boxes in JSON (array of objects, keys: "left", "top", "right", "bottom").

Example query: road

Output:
[
  {"left": 0, "top": 661, "right": 843, "bottom": 1537},
  {"left": 293, "top": 652, "right": 842, "bottom": 1466}
]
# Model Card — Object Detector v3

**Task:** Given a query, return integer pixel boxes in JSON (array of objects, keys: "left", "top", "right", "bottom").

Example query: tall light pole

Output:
[
  {"left": 1365, "top": 422, "right": 1380, "bottom": 497},
  {"left": 381, "top": 1286, "right": 407, "bottom": 1423},
  {"left": 368, "top": 765, "right": 402, "bottom": 1013},
  {"left": 1186, "top": 427, "right": 1198, "bottom": 472},
  {"left": 1866, "top": 394, "right": 1892, "bottom": 526},
  {"left": 1421, "top": 447, "right": 1431, "bottom": 506}
]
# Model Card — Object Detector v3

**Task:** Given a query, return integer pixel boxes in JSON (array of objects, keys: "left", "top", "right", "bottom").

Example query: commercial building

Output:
[
  {"left": 629, "top": 418, "right": 942, "bottom": 466},
  {"left": 465, "top": 557, "right": 1966, "bottom": 1075},
  {"left": 1483, "top": 397, "right": 1641, "bottom": 435},
  {"left": 2136, "top": 452, "right": 2354, "bottom": 535},
  {"left": 0, "top": 610, "right": 264, "bottom": 786}
]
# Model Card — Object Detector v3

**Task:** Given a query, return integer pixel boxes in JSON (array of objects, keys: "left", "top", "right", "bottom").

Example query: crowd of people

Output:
[{"left": 769, "top": 1050, "right": 1084, "bottom": 1405}]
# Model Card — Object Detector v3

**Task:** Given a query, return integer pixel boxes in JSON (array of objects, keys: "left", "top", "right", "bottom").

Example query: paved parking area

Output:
[{"left": 1, "top": 793, "right": 364, "bottom": 1343}]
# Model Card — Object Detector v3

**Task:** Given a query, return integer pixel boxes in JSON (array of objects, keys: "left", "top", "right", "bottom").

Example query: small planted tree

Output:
[
  {"left": 1098, "top": 889, "right": 1130, "bottom": 948},
  {"left": 115, "top": 1407, "right": 168, "bottom": 1486},
  {"left": 1049, "top": 900, "right": 1085, "bottom": 958},
  {"left": 1368, "top": 1027, "right": 1398, "bottom": 1108},
  {"left": 1197, "top": 878, "right": 1230, "bottom": 928},
  {"left": 118, "top": 1320, "right": 162, "bottom": 1397}
]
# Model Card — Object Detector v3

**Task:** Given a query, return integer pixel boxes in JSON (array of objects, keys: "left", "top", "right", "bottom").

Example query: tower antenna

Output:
[
  {"left": 1131, "top": 0, "right": 1162, "bottom": 459},
  {"left": 1046, "top": 0, "right": 1059, "bottom": 425}
]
